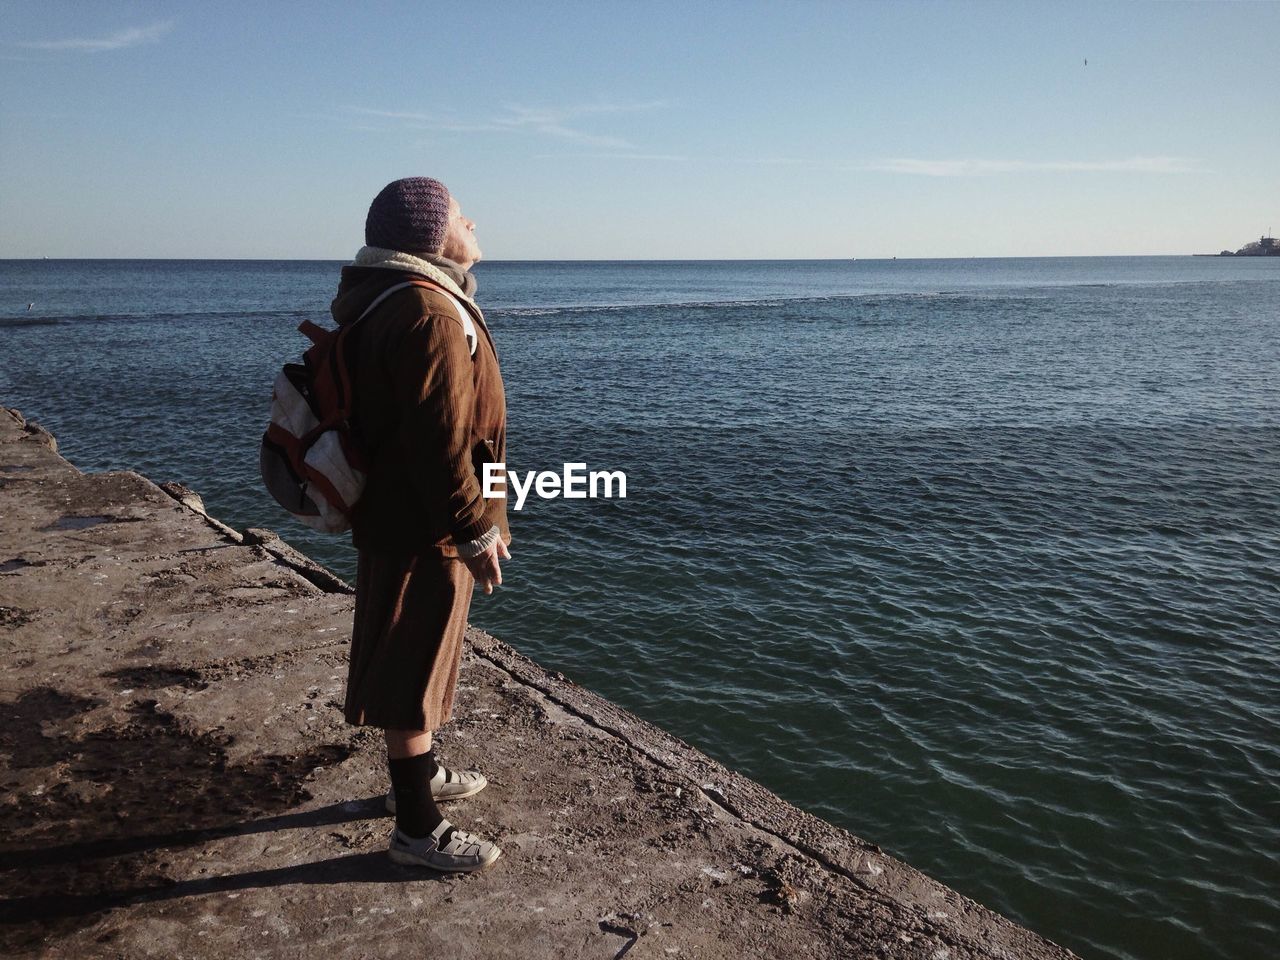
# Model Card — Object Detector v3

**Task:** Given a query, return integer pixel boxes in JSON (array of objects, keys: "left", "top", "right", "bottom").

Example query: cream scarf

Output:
[{"left": 352, "top": 246, "right": 480, "bottom": 306}]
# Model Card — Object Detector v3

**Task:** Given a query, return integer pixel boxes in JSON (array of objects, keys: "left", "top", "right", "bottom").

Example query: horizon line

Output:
[{"left": 0, "top": 253, "right": 1234, "bottom": 264}]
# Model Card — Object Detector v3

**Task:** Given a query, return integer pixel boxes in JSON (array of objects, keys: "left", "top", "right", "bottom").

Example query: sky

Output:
[{"left": 1, "top": 1, "right": 1276, "bottom": 260}]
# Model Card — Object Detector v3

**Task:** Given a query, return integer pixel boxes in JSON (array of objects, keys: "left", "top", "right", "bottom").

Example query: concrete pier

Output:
[{"left": 0, "top": 407, "right": 1078, "bottom": 959}]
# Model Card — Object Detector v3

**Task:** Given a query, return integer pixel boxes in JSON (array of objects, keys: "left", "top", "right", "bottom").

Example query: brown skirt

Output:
[{"left": 344, "top": 549, "right": 474, "bottom": 730}]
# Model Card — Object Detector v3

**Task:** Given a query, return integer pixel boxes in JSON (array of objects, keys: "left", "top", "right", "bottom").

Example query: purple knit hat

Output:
[{"left": 364, "top": 177, "right": 452, "bottom": 255}]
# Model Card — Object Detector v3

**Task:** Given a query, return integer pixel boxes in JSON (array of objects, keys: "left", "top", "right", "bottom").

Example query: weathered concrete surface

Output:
[{"left": 0, "top": 407, "right": 1079, "bottom": 960}]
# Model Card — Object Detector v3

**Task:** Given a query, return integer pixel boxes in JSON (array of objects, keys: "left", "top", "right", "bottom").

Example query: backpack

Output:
[{"left": 259, "top": 279, "right": 477, "bottom": 534}]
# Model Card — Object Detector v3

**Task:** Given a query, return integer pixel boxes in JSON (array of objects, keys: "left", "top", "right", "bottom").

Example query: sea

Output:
[{"left": 2, "top": 256, "right": 1277, "bottom": 960}]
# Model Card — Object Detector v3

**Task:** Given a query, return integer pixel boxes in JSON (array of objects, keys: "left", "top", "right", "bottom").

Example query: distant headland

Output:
[{"left": 1201, "top": 234, "right": 1280, "bottom": 257}]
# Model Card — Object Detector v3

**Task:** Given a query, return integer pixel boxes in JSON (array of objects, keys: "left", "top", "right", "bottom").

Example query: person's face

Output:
[{"left": 440, "top": 197, "right": 481, "bottom": 268}]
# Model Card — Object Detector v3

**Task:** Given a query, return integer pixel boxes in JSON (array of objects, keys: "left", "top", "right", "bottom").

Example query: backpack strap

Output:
[
  {"left": 295, "top": 279, "right": 480, "bottom": 434},
  {"left": 353, "top": 279, "right": 478, "bottom": 356}
]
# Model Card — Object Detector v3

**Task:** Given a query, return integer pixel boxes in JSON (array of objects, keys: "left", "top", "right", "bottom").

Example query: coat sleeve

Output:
[{"left": 389, "top": 304, "right": 491, "bottom": 545}]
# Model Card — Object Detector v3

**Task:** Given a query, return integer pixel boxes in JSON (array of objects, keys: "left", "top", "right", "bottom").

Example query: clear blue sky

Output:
[{"left": 1, "top": 1, "right": 1276, "bottom": 259}]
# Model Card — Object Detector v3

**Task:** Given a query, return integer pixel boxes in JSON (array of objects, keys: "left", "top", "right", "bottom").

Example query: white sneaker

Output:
[
  {"left": 386, "top": 764, "right": 488, "bottom": 813},
  {"left": 388, "top": 819, "right": 501, "bottom": 873}
]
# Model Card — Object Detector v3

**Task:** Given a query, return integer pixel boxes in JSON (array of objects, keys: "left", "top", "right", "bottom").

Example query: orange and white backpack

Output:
[{"left": 259, "top": 280, "right": 476, "bottom": 533}]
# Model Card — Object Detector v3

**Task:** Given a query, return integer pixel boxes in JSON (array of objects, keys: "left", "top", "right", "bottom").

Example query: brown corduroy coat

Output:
[{"left": 330, "top": 265, "right": 510, "bottom": 556}]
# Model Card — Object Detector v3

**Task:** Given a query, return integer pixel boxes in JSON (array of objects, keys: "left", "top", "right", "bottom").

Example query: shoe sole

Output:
[
  {"left": 385, "top": 781, "right": 488, "bottom": 814},
  {"left": 388, "top": 846, "right": 502, "bottom": 873}
]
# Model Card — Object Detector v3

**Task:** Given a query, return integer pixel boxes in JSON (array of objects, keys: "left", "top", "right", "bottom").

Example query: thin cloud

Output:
[
  {"left": 494, "top": 101, "right": 663, "bottom": 148},
  {"left": 733, "top": 156, "right": 811, "bottom": 166},
  {"left": 17, "top": 20, "right": 174, "bottom": 52},
  {"left": 351, "top": 110, "right": 508, "bottom": 134},
  {"left": 532, "top": 151, "right": 808, "bottom": 165},
  {"left": 532, "top": 151, "right": 688, "bottom": 162},
  {"left": 868, "top": 156, "right": 1201, "bottom": 176},
  {"left": 349, "top": 100, "right": 666, "bottom": 150}
]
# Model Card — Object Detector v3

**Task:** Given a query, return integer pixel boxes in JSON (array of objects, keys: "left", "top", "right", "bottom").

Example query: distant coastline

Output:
[{"left": 1198, "top": 234, "right": 1280, "bottom": 257}]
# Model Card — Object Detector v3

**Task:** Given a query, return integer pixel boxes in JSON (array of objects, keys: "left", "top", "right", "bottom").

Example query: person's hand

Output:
[{"left": 462, "top": 539, "right": 510, "bottom": 595}]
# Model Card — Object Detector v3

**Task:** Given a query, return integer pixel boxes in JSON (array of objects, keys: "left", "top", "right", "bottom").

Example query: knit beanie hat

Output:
[{"left": 364, "top": 177, "right": 452, "bottom": 255}]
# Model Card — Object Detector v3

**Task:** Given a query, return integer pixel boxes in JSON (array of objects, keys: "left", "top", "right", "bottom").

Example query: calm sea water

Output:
[{"left": 2, "top": 257, "right": 1277, "bottom": 960}]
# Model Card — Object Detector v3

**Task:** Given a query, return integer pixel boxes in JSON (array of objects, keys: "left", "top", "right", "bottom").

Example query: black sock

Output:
[
  {"left": 390, "top": 747, "right": 439, "bottom": 796},
  {"left": 388, "top": 752, "right": 453, "bottom": 844}
]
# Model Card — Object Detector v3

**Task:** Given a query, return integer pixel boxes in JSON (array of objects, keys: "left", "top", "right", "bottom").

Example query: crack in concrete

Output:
[
  {"left": 597, "top": 918, "right": 639, "bottom": 958},
  {"left": 152, "top": 484, "right": 353, "bottom": 595}
]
